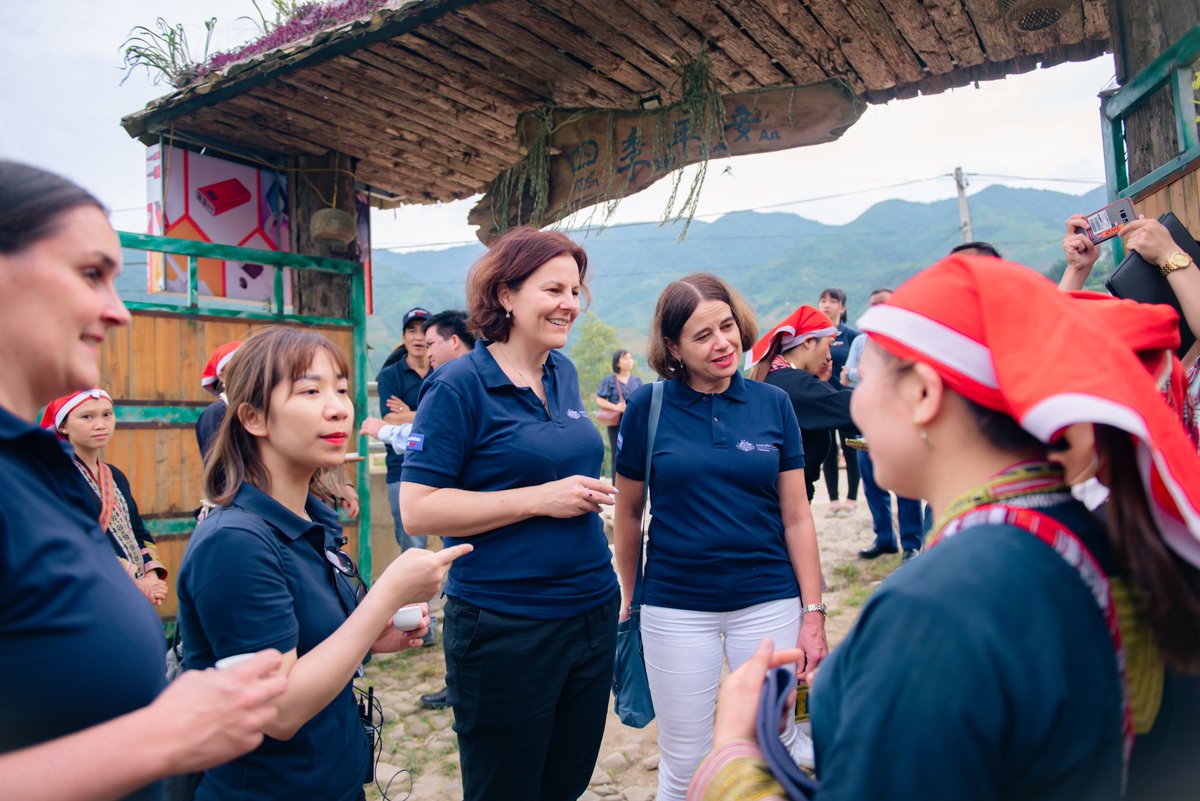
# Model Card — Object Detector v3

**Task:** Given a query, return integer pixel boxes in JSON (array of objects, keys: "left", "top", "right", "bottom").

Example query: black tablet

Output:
[{"left": 1104, "top": 211, "right": 1198, "bottom": 357}]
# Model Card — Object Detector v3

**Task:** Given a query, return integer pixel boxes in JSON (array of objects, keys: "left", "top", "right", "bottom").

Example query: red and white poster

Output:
[{"left": 146, "top": 143, "right": 292, "bottom": 302}]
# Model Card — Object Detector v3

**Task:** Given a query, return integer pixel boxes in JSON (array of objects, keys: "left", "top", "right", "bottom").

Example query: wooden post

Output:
[
  {"left": 291, "top": 152, "right": 357, "bottom": 318},
  {"left": 1109, "top": 0, "right": 1200, "bottom": 183}
]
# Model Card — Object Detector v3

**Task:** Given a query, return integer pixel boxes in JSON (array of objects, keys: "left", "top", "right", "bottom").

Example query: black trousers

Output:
[
  {"left": 443, "top": 594, "right": 619, "bottom": 801},
  {"left": 821, "top": 426, "right": 861, "bottom": 501}
]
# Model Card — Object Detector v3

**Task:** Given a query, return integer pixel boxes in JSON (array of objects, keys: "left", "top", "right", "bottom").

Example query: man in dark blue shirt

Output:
[{"left": 376, "top": 307, "right": 429, "bottom": 550}]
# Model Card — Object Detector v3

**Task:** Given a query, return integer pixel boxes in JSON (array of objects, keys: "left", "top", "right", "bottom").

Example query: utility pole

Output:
[{"left": 954, "top": 166, "right": 973, "bottom": 243}]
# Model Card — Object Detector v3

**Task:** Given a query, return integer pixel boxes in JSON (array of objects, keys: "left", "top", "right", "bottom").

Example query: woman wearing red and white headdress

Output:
[
  {"left": 42, "top": 388, "right": 168, "bottom": 606},
  {"left": 690, "top": 255, "right": 1200, "bottom": 801},
  {"left": 196, "top": 340, "right": 242, "bottom": 460},
  {"left": 748, "top": 305, "right": 852, "bottom": 502}
]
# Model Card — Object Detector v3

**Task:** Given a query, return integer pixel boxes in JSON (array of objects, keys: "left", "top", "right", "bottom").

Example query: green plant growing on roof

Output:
[
  {"left": 120, "top": 16, "right": 218, "bottom": 88},
  {"left": 242, "top": 0, "right": 308, "bottom": 35}
]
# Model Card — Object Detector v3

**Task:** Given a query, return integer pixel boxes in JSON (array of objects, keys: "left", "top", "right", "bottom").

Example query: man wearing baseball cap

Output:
[{"left": 376, "top": 307, "right": 431, "bottom": 552}]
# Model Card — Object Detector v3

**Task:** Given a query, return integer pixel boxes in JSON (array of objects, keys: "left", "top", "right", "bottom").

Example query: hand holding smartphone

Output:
[{"left": 1078, "top": 198, "right": 1135, "bottom": 244}]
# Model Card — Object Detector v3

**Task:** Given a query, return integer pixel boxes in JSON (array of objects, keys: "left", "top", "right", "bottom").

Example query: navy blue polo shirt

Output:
[
  {"left": 177, "top": 484, "right": 367, "bottom": 801},
  {"left": 615, "top": 373, "right": 805, "bottom": 612},
  {"left": 194, "top": 399, "right": 226, "bottom": 459},
  {"left": 827, "top": 322, "right": 859, "bottom": 391},
  {"left": 401, "top": 342, "right": 618, "bottom": 619},
  {"left": 376, "top": 347, "right": 426, "bottom": 483},
  {"left": 812, "top": 501, "right": 1123, "bottom": 800},
  {"left": 0, "top": 406, "right": 166, "bottom": 801}
]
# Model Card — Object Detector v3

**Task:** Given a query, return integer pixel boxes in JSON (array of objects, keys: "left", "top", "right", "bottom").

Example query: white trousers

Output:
[{"left": 640, "top": 598, "right": 804, "bottom": 801}]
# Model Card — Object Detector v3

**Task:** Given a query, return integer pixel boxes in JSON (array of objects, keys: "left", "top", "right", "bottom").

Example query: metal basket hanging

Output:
[
  {"left": 998, "top": 0, "right": 1072, "bottom": 32},
  {"left": 310, "top": 207, "right": 357, "bottom": 245}
]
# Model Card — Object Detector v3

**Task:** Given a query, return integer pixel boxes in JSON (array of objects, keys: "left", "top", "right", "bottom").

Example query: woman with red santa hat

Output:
[
  {"left": 196, "top": 340, "right": 242, "bottom": 459},
  {"left": 42, "top": 388, "right": 168, "bottom": 606},
  {"left": 690, "top": 254, "right": 1200, "bottom": 801}
]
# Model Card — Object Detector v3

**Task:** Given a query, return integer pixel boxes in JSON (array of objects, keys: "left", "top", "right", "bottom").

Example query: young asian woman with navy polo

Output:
[
  {"left": 176, "top": 327, "right": 469, "bottom": 801},
  {"left": 399, "top": 227, "right": 619, "bottom": 801},
  {"left": 612, "top": 273, "right": 828, "bottom": 801}
]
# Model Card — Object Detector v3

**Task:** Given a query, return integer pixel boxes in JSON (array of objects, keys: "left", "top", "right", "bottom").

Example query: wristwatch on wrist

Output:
[
  {"left": 1161, "top": 251, "right": 1193, "bottom": 278},
  {"left": 802, "top": 603, "right": 828, "bottom": 616}
]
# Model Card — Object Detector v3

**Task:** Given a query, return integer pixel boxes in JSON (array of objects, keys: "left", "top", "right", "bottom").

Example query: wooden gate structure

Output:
[
  {"left": 116, "top": 1, "right": 1200, "bottom": 618},
  {"left": 101, "top": 233, "right": 369, "bottom": 621}
]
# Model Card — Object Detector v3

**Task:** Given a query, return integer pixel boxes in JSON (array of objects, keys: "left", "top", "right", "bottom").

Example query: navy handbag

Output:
[{"left": 612, "top": 380, "right": 662, "bottom": 728}]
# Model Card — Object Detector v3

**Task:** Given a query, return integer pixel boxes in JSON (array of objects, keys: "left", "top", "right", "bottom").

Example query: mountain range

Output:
[{"left": 365, "top": 184, "right": 1108, "bottom": 371}]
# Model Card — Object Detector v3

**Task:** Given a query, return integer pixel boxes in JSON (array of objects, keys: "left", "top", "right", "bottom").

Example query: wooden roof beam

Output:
[
  {"left": 747, "top": 0, "right": 857, "bottom": 84},
  {"left": 443, "top": 7, "right": 632, "bottom": 107},
  {"left": 269, "top": 67, "right": 514, "bottom": 177},
  {"left": 667, "top": 1, "right": 793, "bottom": 88},
  {"left": 603, "top": 0, "right": 751, "bottom": 93},
  {"left": 710, "top": 0, "right": 827, "bottom": 86},
  {"left": 534, "top": 1, "right": 684, "bottom": 92}
]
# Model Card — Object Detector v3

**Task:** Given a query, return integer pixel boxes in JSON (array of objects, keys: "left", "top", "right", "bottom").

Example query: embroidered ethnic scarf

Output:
[{"left": 74, "top": 459, "right": 144, "bottom": 579}]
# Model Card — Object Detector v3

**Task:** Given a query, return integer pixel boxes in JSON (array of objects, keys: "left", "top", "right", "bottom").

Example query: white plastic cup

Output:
[
  {"left": 215, "top": 652, "right": 257, "bottom": 670},
  {"left": 391, "top": 604, "right": 425, "bottom": 632}
]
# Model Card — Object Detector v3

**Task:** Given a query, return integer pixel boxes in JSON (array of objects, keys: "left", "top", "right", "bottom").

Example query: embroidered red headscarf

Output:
[{"left": 748, "top": 306, "right": 839, "bottom": 367}]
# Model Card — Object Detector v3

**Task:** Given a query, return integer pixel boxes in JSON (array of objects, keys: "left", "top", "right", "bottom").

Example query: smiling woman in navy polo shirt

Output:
[
  {"left": 177, "top": 327, "right": 469, "bottom": 801},
  {"left": 612, "top": 273, "right": 828, "bottom": 801},
  {"left": 400, "top": 227, "right": 619, "bottom": 801},
  {"left": 0, "top": 160, "right": 289, "bottom": 801}
]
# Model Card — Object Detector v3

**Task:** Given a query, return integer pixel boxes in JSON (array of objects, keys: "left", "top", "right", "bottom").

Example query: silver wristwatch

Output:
[{"left": 802, "top": 603, "right": 828, "bottom": 616}]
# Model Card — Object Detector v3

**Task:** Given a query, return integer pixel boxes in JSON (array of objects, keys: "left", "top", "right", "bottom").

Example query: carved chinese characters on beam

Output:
[{"left": 468, "top": 79, "right": 865, "bottom": 242}]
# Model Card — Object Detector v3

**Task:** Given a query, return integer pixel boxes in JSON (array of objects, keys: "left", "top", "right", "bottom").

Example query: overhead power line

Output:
[{"left": 372, "top": 171, "right": 1103, "bottom": 253}]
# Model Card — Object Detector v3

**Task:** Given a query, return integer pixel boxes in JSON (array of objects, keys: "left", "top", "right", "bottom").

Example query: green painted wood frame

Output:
[
  {"left": 117, "top": 231, "right": 373, "bottom": 580},
  {"left": 1102, "top": 23, "right": 1200, "bottom": 263}
]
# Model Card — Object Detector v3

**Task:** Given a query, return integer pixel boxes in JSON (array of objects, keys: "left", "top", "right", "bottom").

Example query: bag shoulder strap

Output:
[{"left": 632, "top": 381, "right": 663, "bottom": 608}]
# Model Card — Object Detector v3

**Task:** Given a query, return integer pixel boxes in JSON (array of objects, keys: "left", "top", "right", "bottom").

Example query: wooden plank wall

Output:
[
  {"left": 97, "top": 311, "right": 357, "bottom": 618},
  {"left": 1134, "top": 163, "right": 1200, "bottom": 236}
]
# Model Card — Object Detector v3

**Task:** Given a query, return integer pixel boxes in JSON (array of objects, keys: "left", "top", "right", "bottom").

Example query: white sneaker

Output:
[{"left": 790, "top": 727, "right": 816, "bottom": 771}]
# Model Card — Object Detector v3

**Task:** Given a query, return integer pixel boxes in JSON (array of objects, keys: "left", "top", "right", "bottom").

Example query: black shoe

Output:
[
  {"left": 901, "top": 548, "right": 920, "bottom": 563},
  {"left": 420, "top": 687, "right": 449, "bottom": 710},
  {"left": 858, "top": 544, "right": 899, "bottom": 560}
]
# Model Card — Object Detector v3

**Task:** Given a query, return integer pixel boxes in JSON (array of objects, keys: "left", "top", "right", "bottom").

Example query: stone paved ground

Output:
[{"left": 364, "top": 472, "right": 909, "bottom": 801}]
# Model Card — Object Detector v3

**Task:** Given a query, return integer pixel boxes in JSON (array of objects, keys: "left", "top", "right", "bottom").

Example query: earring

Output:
[
  {"left": 505, "top": 309, "right": 512, "bottom": 320},
  {"left": 918, "top": 425, "right": 933, "bottom": 452}
]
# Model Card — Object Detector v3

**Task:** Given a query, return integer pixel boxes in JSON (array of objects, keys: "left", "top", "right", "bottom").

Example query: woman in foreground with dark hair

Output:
[
  {"left": 0, "top": 159, "right": 287, "bottom": 800},
  {"left": 689, "top": 255, "right": 1200, "bottom": 801},
  {"left": 400, "top": 227, "right": 619, "bottom": 801}
]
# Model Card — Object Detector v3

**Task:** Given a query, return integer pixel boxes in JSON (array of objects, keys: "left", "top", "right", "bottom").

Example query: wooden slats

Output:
[
  {"left": 787, "top": 0, "right": 899, "bottom": 90},
  {"left": 535, "top": 1, "right": 683, "bottom": 93},
  {"left": 712, "top": 0, "right": 826, "bottom": 86},
  {"left": 876, "top": 0, "right": 956, "bottom": 73},
  {"left": 513, "top": 2, "right": 661, "bottom": 97},
  {"left": 444, "top": 7, "right": 631, "bottom": 107},
  {"left": 127, "top": 0, "right": 1112, "bottom": 207},
  {"left": 667, "top": 1, "right": 790, "bottom": 88}
]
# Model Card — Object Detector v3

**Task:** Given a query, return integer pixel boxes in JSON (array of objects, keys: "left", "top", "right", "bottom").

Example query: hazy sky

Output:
[{"left": 0, "top": 1, "right": 1117, "bottom": 252}]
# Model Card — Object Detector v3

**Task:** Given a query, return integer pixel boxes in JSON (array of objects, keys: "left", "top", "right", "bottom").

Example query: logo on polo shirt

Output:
[
  {"left": 567, "top": 408, "right": 589, "bottom": 419},
  {"left": 737, "top": 439, "right": 778, "bottom": 453},
  {"left": 405, "top": 433, "right": 424, "bottom": 451}
]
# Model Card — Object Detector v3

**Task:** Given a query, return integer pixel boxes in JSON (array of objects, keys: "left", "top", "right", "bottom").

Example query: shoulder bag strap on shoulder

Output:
[{"left": 632, "top": 381, "right": 663, "bottom": 608}]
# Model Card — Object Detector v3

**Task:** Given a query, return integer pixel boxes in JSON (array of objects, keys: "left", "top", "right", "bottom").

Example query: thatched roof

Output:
[{"left": 122, "top": 0, "right": 1111, "bottom": 206}]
